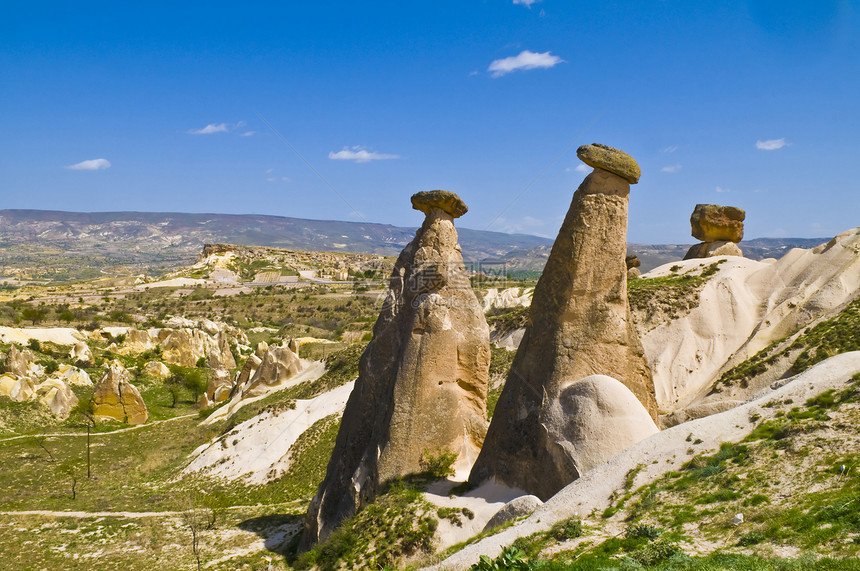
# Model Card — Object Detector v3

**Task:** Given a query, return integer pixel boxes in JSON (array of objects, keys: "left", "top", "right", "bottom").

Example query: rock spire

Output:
[
  {"left": 301, "top": 190, "right": 490, "bottom": 548},
  {"left": 468, "top": 143, "right": 658, "bottom": 501}
]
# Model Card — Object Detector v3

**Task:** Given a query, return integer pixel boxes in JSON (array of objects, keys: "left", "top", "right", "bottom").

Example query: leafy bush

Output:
[{"left": 471, "top": 546, "right": 536, "bottom": 571}]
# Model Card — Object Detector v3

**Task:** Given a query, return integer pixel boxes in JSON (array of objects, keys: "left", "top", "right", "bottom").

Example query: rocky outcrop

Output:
[
  {"left": 483, "top": 495, "right": 543, "bottom": 532},
  {"left": 302, "top": 190, "right": 491, "bottom": 549},
  {"left": 5, "top": 345, "right": 36, "bottom": 377},
  {"left": 685, "top": 204, "right": 745, "bottom": 260},
  {"left": 35, "top": 378, "right": 79, "bottom": 419},
  {"left": 0, "top": 373, "right": 35, "bottom": 402},
  {"left": 144, "top": 361, "right": 171, "bottom": 379},
  {"left": 541, "top": 375, "right": 658, "bottom": 473},
  {"left": 684, "top": 240, "right": 743, "bottom": 259},
  {"left": 468, "top": 144, "right": 657, "bottom": 501},
  {"left": 232, "top": 343, "right": 301, "bottom": 399},
  {"left": 206, "top": 368, "right": 233, "bottom": 403},
  {"left": 158, "top": 328, "right": 236, "bottom": 369},
  {"left": 55, "top": 364, "right": 92, "bottom": 387},
  {"left": 70, "top": 341, "right": 94, "bottom": 367},
  {"left": 92, "top": 361, "right": 148, "bottom": 425}
]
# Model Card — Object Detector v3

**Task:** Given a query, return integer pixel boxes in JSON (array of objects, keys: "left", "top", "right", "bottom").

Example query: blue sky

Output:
[{"left": 1, "top": 1, "right": 858, "bottom": 243}]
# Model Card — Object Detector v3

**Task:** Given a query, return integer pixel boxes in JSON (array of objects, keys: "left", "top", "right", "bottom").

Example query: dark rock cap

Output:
[
  {"left": 576, "top": 143, "right": 641, "bottom": 184},
  {"left": 411, "top": 190, "right": 468, "bottom": 218}
]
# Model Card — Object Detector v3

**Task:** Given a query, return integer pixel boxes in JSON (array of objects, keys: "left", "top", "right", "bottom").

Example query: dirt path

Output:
[
  {"left": 0, "top": 413, "right": 198, "bottom": 443},
  {"left": 0, "top": 501, "right": 305, "bottom": 519}
]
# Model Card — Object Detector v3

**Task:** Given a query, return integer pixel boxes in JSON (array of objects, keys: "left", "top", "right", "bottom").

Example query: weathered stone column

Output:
[
  {"left": 468, "top": 144, "right": 658, "bottom": 500},
  {"left": 301, "top": 190, "right": 490, "bottom": 549}
]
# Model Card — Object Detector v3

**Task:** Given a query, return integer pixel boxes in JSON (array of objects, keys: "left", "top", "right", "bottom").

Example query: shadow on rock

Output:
[{"left": 238, "top": 513, "right": 304, "bottom": 554}]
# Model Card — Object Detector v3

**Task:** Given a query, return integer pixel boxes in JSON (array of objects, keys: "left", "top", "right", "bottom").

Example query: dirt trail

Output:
[{"left": 0, "top": 413, "right": 197, "bottom": 443}]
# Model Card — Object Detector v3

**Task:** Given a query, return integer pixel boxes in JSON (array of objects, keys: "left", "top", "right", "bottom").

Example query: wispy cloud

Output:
[
  {"left": 756, "top": 138, "right": 788, "bottom": 150},
  {"left": 662, "top": 145, "right": 679, "bottom": 153},
  {"left": 716, "top": 185, "right": 729, "bottom": 193},
  {"left": 66, "top": 158, "right": 111, "bottom": 171},
  {"left": 189, "top": 123, "right": 228, "bottom": 135},
  {"left": 488, "top": 50, "right": 563, "bottom": 78},
  {"left": 513, "top": 0, "right": 541, "bottom": 7},
  {"left": 240, "top": 131, "right": 256, "bottom": 137},
  {"left": 328, "top": 146, "right": 400, "bottom": 163},
  {"left": 661, "top": 164, "right": 682, "bottom": 173},
  {"left": 575, "top": 164, "right": 590, "bottom": 173}
]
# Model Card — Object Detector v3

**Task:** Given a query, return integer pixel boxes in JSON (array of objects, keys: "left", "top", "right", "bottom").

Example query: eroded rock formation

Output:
[
  {"left": 684, "top": 204, "right": 745, "bottom": 260},
  {"left": 92, "top": 361, "right": 148, "bottom": 425},
  {"left": 301, "top": 190, "right": 490, "bottom": 548},
  {"left": 468, "top": 144, "right": 657, "bottom": 501}
]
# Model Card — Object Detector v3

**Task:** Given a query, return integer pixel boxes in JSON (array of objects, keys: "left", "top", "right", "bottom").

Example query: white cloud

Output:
[
  {"left": 66, "top": 158, "right": 111, "bottom": 171},
  {"left": 513, "top": 0, "right": 541, "bottom": 7},
  {"left": 189, "top": 123, "right": 228, "bottom": 135},
  {"left": 328, "top": 146, "right": 400, "bottom": 163},
  {"left": 281, "top": 177, "right": 290, "bottom": 182},
  {"left": 575, "top": 164, "right": 590, "bottom": 173},
  {"left": 662, "top": 145, "right": 679, "bottom": 153},
  {"left": 265, "top": 168, "right": 273, "bottom": 174},
  {"left": 716, "top": 186, "right": 729, "bottom": 193},
  {"left": 488, "top": 50, "right": 563, "bottom": 78},
  {"left": 756, "top": 138, "right": 788, "bottom": 150},
  {"left": 240, "top": 131, "right": 256, "bottom": 137},
  {"left": 661, "top": 164, "right": 682, "bottom": 173}
]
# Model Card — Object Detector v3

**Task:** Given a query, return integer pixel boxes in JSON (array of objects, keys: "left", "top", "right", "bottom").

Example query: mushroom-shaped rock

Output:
[
  {"left": 576, "top": 143, "right": 641, "bottom": 184},
  {"left": 302, "top": 190, "right": 490, "bottom": 549},
  {"left": 410, "top": 189, "right": 469, "bottom": 218},
  {"left": 92, "top": 362, "right": 148, "bottom": 425},
  {"left": 469, "top": 151, "right": 657, "bottom": 501},
  {"left": 690, "top": 204, "right": 745, "bottom": 243}
]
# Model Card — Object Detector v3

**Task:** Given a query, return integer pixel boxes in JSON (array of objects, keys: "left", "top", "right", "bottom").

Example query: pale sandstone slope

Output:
[
  {"left": 431, "top": 351, "right": 860, "bottom": 570},
  {"left": 643, "top": 226, "right": 860, "bottom": 413}
]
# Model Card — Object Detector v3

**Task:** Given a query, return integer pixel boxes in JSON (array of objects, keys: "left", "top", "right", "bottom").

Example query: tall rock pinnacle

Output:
[
  {"left": 301, "top": 190, "right": 491, "bottom": 548},
  {"left": 468, "top": 144, "right": 658, "bottom": 501}
]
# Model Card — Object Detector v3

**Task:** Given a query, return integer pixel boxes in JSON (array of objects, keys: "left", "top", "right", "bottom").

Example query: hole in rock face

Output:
[{"left": 438, "top": 381, "right": 443, "bottom": 386}]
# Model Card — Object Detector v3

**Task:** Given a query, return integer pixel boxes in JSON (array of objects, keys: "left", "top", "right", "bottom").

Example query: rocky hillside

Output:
[
  {"left": 0, "top": 209, "right": 825, "bottom": 284},
  {"left": 0, "top": 209, "right": 552, "bottom": 283}
]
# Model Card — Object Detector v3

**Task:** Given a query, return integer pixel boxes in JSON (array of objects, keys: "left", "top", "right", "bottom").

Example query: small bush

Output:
[{"left": 470, "top": 546, "right": 536, "bottom": 571}]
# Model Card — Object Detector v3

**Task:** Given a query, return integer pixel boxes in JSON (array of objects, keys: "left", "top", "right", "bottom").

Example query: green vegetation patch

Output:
[
  {"left": 627, "top": 260, "right": 724, "bottom": 318},
  {"left": 720, "top": 296, "right": 860, "bottom": 387},
  {"left": 294, "top": 480, "right": 438, "bottom": 570}
]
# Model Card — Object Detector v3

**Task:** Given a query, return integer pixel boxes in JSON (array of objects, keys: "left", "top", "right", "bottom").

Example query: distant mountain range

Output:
[{"left": 0, "top": 209, "right": 829, "bottom": 283}]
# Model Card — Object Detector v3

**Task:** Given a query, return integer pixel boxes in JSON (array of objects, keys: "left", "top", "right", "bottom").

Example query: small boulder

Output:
[
  {"left": 92, "top": 361, "right": 148, "bottom": 425},
  {"left": 483, "top": 495, "right": 543, "bottom": 532},
  {"left": 576, "top": 143, "right": 641, "bottom": 184},
  {"left": 144, "top": 361, "right": 171, "bottom": 379},
  {"left": 56, "top": 364, "right": 92, "bottom": 387},
  {"left": 206, "top": 368, "right": 233, "bottom": 403},
  {"left": 627, "top": 267, "right": 642, "bottom": 280},
  {"left": 690, "top": 204, "right": 745, "bottom": 243}
]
